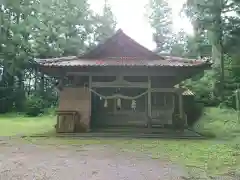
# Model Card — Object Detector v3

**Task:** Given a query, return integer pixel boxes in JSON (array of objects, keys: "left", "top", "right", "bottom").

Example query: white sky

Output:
[{"left": 90, "top": 0, "right": 193, "bottom": 50}]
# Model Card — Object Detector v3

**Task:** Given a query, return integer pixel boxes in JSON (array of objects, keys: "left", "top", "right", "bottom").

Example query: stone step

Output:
[
  {"left": 25, "top": 127, "right": 204, "bottom": 139},
  {"left": 55, "top": 132, "right": 206, "bottom": 139},
  {"left": 91, "top": 127, "right": 202, "bottom": 136},
  {"left": 92, "top": 127, "right": 174, "bottom": 133}
]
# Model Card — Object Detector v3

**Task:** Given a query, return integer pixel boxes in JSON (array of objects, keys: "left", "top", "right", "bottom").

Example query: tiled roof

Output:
[
  {"left": 35, "top": 30, "right": 211, "bottom": 68},
  {"left": 182, "top": 89, "right": 195, "bottom": 96},
  {"left": 81, "top": 29, "right": 161, "bottom": 60},
  {"left": 35, "top": 56, "right": 211, "bottom": 67},
  {"left": 174, "top": 84, "right": 195, "bottom": 95}
]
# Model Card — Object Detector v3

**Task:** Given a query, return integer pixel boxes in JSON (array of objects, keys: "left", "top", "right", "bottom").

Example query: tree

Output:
[
  {"left": 32, "top": 0, "right": 95, "bottom": 58},
  {"left": 0, "top": 0, "right": 39, "bottom": 111},
  {"left": 146, "top": 0, "right": 173, "bottom": 53},
  {"left": 181, "top": 0, "right": 240, "bottom": 107},
  {"left": 0, "top": 0, "right": 118, "bottom": 114},
  {"left": 90, "top": 0, "right": 116, "bottom": 45},
  {"left": 183, "top": 0, "right": 239, "bottom": 101}
]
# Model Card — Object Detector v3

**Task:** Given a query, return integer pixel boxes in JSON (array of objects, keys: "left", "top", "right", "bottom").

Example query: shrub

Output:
[
  {"left": 44, "top": 107, "right": 57, "bottom": 116},
  {"left": 193, "top": 107, "right": 240, "bottom": 139},
  {"left": 25, "top": 95, "right": 45, "bottom": 117}
]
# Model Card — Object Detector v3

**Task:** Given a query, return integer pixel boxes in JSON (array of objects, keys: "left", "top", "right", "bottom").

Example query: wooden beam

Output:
[
  {"left": 151, "top": 88, "right": 185, "bottom": 93},
  {"left": 91, "top": 75, "right": 149, "bottom": 88},
  {"left": 147, "top": 76, "right": 152, "bottom": 127},
  {"left": 66, "top": 71, "right": 176, "bottom": 77},
  {"left": 92, "top": 81, "right": 148, "bottom": 88},
  {"left": 89, "top": 75, "right": 92, "bottom": 131}
]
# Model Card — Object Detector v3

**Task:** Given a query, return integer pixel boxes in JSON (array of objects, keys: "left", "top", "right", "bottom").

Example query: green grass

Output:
[
  {"left": 114, "top": 139, "right": 240, "bottom": 177},
  {"left": 194, "top": 107, "right": 240, "bottom": 139},
  {"left": 0, "top": 113, "right": 55, "bottom": 136},
  {"left": 0, "top": 109, "right": 239, "bottom": 178}
]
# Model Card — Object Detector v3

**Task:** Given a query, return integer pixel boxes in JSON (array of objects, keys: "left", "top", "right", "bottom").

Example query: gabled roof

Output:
[
  {"left": 80, "top": 29, "right": 162, "bottom": 60},
  {"left": 35, "top": 29, "right": 212, "bottom": 68}
]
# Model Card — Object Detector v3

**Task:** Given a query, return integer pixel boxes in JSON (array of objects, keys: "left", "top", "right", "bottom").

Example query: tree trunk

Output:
[
  {"left": 0, "top": 72, "right": 14, "bottom": 113},
  {"left": 211, "top": 0, "right": 224, "bottom": 101},
  {"left": 15, "top": 72, "right": 26, "bottom": 112},
  {"left": 40, "top": 72, "right": 45, "bottom": 97}
]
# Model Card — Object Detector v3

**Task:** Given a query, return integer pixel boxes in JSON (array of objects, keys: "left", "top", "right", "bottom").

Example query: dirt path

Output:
[{"left": 0, "top": 139, "right": 188, "bottom": 180}]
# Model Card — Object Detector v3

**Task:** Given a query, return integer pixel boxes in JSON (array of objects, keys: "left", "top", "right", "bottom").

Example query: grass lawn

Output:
[
  {"left": 194, "top": 108, "right": 240, "bottom": 140},
  {"left": 115, "top": 139, "right": 240, "bottom": 178},
  {"left": 0, "top": 113, "right": 55, "bottom": 136},
  {"left": 0, "top": 109, "right": 239, "bottom": 178}
]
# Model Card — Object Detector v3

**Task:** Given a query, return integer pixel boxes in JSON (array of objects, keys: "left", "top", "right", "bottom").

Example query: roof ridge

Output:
[
  {"left": 118, "top": 30, "right": 162, "bottom": 59},
  {"left": 80, "top": 29, "right": 162, "bottom": 59},
  {"left": 80, "top": 30, "right": 120, "bottom": 58},
  {"left": 35, "top": 56, "right": 78, "bottom": 64}
]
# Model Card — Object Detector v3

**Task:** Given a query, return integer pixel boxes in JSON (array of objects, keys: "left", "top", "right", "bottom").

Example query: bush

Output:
[
  {"left": 193, "top": 107, "right": 240, "bottom": 139},
  {"left": 25, "top": 95, "right": 45, "bottom": 117},
  {"left": 184, "top": 71, "right": 220, "bottom": 107},
  {"left": 44, "top": 107, "right": 57, "bottom": 116}
]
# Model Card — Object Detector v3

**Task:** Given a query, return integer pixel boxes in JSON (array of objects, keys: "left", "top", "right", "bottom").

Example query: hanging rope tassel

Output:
[
  {"left": 117, "top": 98, "right": 121, "bottom": 109},
  {"left": 131, "top": 100, "right": 136, "bottom": 111},
  {"left": 104, "top": 99, "right": 108, "bottom": 108}
]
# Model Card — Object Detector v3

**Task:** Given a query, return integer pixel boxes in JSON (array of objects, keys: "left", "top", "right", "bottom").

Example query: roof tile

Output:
[{"left": 35, "top": 56, "right": 210, "bottom": 67}]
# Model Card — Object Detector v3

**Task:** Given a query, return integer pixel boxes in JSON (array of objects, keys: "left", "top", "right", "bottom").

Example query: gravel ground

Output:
[{"left": 0, "top": 139, "right": 188, "bottom": 180}]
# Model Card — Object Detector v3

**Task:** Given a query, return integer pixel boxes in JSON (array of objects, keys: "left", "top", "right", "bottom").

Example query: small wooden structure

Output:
[
  {"left": 56, "top": 110, "right": 80, "bottom": 133},
  {"left": 35, "top": 29, "right": 211, "bottom": 133}
]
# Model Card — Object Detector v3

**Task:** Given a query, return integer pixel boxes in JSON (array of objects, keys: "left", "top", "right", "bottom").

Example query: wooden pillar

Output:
[
  {"left": 145, "top": 94, "right": 148, "bottom": 115},
  {"left": 88, "top": 75, "right": 92, "bottom": 131},
  {"left": 179, "top": 93, "right": 183, "bottom": 119},
  {"left": 178, "top": 91, "right": 186, "bottom": 127},
  {"left": 147, "top": 76, "right": 152, "bottom": 127},
  {"left": 113, "top": 75, "right": 117, "bottom": 114}
]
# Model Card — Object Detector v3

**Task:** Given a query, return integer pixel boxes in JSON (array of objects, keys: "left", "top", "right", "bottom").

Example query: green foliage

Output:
[
  {"left": 25, "top": 95, "right": 45, "bottom": 116},
  {"left": 44, "top": 107, "right": 57, "bottom": 116},
  {"left": 182, "top": 0, "right": 240, "bottom": 104},
  {"left": 0, "top": 0, "right": 116, "bottom": 114},
  {"left": 146, "top": 0, "right": 212, "bottom": 58},
  {"left": 185, "top": 71, "right": 219, "bottom": 106},
  {"left": 32, "top": 0, "right": 94, "bottom": 57},
  {"left": 194, "top": 108, "right": 240, "bottom": 139},
  {"left": 146, "top": 0, "right": 173, "bottom": 53},
  {"left": 92, "top": 0, "right": 116, "bottom": 44},
  {"left": 0, "top": 0, "right": 38, "bottom": 74}
]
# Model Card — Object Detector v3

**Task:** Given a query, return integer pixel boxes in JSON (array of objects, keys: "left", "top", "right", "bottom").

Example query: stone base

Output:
[{"left": 75, "top": 122, "right": 89, "bottom": 133}]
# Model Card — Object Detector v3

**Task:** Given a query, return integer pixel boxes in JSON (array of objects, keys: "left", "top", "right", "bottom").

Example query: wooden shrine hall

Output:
[{"left": 35, "top": 29, "right": 211, "bottom": 133}]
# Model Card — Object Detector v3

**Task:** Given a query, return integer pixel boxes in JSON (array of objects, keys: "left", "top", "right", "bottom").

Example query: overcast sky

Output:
[{"left": 89, "top": 0, "right": 193, "bottom": 50}]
